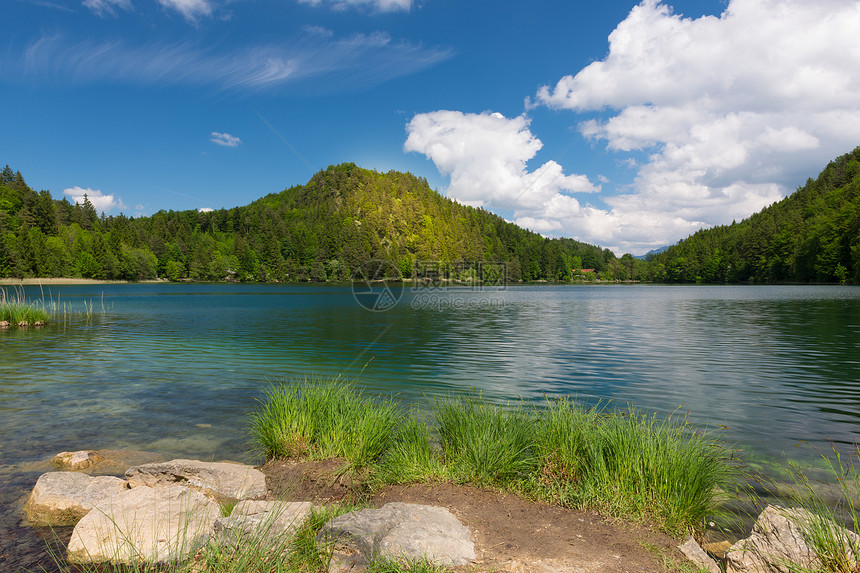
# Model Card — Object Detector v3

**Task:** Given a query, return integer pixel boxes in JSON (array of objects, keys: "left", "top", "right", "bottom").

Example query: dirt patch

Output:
[{"left": 263, "top": 460, "right": 689, "bottom": 572}]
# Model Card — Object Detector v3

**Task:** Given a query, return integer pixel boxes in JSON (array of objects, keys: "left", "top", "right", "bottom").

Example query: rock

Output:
[
  {"left": 125, "top": 459, "right": 267, "bottom": 500},
  {"left": 679, "top": 536, "right": 720, "bottom": 573},
  {"left": 67, "top": 484, "right": 219, "bottom": 564},
  {"left": 52, "top": 451, "right": 104, "bottom": 471},
  {"left": 213, "top": 500, "right": 313, "bottom": 548},
  {"left": 725, "top": 504, "right": 859, "bottom": 572},
  {"left": 18, "top": 320, "right": 29, "bottom": 327},
  {"left": 318, "top": 502, "right": 475, "bottom": 568},
  {"left": 24, "top": 471, "right": 128, "bottom": 526},
  {"left": 0, "top": 320, "right": 9, "bottom": 328}
]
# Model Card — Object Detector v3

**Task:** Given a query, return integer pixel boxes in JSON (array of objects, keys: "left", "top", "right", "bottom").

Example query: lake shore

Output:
[{"left": 0, "top": 278, "right": 167, "bottom": 285}]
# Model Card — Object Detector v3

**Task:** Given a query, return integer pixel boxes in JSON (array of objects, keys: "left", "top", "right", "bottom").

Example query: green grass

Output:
[
  {"left": 773, "top": 444, "right": 860, "bottom": 573},
  {"left": 0, "top": 287, "right": 50, "bottom": 324},
  {"left": 250, "top": 377, "right": 403, "bottom": 470},
  {"left": 251, "top": 380, "right": 738, "bottom": 536}
]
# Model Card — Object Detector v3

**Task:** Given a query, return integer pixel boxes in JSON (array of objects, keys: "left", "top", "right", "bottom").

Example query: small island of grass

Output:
[{"left": 0, "top": 288, "right": 49, "bottom": 327}]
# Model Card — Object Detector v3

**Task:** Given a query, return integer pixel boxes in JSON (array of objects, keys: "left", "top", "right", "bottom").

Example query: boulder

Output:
[
  {"left": 67, "top": 484, "right": 219, "bottom": 564},
  {"left": 678, "top": 536, "right": 720, "bottom": 573},
  {"left": 725, "top": 504, "right": 859, "bottom": 572},
  {"left": 214, "top": 500, "right": 313, "bottom": 548},
  {"left": 125, "top": 459, "right": 267, "bottom": 500},
  {"left": 0, "top": 320, "right": 9, "bottom": 328},
  {"left": 318, "top": 502, "right": 475, "bottom": 568},
  {"left": 52, "top": 451, "right": 104, "bottom": 471},
  {"left": 24, "top": 471, "right": 128, "bottom": 526}
]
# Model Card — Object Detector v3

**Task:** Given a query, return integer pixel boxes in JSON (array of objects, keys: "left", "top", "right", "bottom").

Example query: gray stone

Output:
[
  {"left": 66, "top": 483, "right": 219, "bottom": 564},
  {"left": 725, "top": 504, "right": 859, "bottom": 573},
  {"left": 24, "top": 471, "right": 128, "bottom": 526},
  {"left": 318, "top": 502, "right": 475, "bottom": 567},
  {"left": 214, "top": 500, "right": 313, "bottom": 548},
  {"left": 679, "top": 536, "right": 720, "bottom": 573},
  {"left": 125, "top": 459, "right": 266, "bottom": 500}
]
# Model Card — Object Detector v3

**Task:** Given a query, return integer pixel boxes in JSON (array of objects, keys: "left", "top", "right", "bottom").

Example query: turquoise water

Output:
[{"left": 2, "top": 283, "right": 860, "bottom": 568}]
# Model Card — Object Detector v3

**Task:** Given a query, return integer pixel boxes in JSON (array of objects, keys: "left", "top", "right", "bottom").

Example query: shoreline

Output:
[{"left": 0, "top": 278, "right": 167, "bottom": 285}]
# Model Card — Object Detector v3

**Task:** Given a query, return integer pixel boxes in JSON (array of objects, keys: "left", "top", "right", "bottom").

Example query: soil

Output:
[{"left": 261, "top": 459, "right": 695, "bottom": 573}]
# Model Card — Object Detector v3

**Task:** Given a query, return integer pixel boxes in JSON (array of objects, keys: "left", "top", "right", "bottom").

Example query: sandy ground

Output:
[{"left": 262, "top": 459, "right": 695, "bottom": 573}]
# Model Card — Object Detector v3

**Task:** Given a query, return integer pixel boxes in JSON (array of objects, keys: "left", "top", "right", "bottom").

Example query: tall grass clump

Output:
[
  {"left": 0, "top": 286, "right": 49, "bottom": 324},
  {"left": 377, "top": 414, "right": 446, "bottom": 484},
  {"left": 435, "top": 394, "right": 538, "bottom": 486},
  {"left": 775, "top": 444, "right": 860, "bottom": 573},
  {"left": 531, "top": 398, "right": 737, "bottom": 535},
  {"left": 250, "top": 377, "right": 402, "bottom": 469}
]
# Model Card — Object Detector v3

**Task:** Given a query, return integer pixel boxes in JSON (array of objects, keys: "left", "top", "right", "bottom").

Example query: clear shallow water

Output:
[{"left": 2, "top": 283, "right": 860, "bottom": 568}]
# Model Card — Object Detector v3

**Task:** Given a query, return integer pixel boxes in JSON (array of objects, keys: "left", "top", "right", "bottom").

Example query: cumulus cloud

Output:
[
  {"left": 298, "top": 0, "right": 411, "bottom": 12},
  {"left": 157, "top": 0, "right": 212, "bottom": 23},
  {"left": 525, "top": 0, "right": 860, "bottom": 253},
  {"left": 82, "top": 0, "right": 132, "bottom": 17},
  {"left": 210, "top": 131, "right": 241, "bottom": 147},
  {"left": 63, "top": 187, "right": 126, "bottom": 214},
  {"left": 16, "top": 32, "right": 451, "bottom": 92},
  {"left": 404, "top": 110, "right": 598, "bottom": 228},
  {"left": 198, "top": 207, "right": 214, "bottom": 212}
]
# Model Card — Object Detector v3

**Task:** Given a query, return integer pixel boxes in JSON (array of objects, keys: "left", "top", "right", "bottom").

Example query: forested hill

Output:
[
  {"left": 652, "top": 147, "right": 860, "bottom": 284},
  {"left": 0, "top": 162, "right": 615, "bottom": 282}
]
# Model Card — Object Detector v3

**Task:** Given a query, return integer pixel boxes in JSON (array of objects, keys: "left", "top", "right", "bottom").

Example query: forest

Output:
[
  {"left": 0, "top": 163, "right": 616, "bottom": 283},
  {"left": 2, "top": 148, "right": 858, "bottom": 284}
]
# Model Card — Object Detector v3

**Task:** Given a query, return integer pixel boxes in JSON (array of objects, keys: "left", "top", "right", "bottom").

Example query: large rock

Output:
[
  {"left": 318, "top": 502, "right": 475, "bottom": 568},
  {"left": 214, "top": 500, "right": 313, "bottom": 548},
  {"left": 725, "top": 504, "right": 859, "bottom": 572},
  {"left": 125, "top": 459, "right": 266, "bottom": 500},
  {"left": 66, "top": 484, "right": 219, "bottom": 564},
  {"left": 24, "top": 471, "right": 128, "bottom": 526}
]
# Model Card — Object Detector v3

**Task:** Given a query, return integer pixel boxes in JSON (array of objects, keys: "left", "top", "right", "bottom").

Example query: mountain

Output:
[
  {"left": 0, "top": 163, "right": 615, "bottom": 282},
  {"left": 652, "top": 147, "right": 860, "bottom": 284}
]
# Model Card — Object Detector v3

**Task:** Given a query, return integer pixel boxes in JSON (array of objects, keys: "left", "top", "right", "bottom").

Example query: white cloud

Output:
[
  {"left": 82, "top": 0, "right": 132, "bottom": 17},
  {"left": 198, "top": 207, "right": 214, "bottom": 212},
  {"left": 210, "top": 131, "right": 241, "bottom": 147},
  {"left": 521, "top": 0, "right": 860, "bottom": 253},
  {"left": 157, "top": 0, "right": 212, "bottom": 23},
  {"left": 404, "top": 110, "right": 598, "bottom": 232},
  {"left": 63, "top": 187, "right": 126, "bottom": 214},
  {"left": 17, "top": 32, "right": 451, "bottom": 92},
  {"left": 298, "top": 0, "right": 411, "bottom": 12}
]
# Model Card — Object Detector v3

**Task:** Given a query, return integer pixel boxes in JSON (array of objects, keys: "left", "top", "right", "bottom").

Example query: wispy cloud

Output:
[
  {"left": 298, "top": 0, "right": 412, "bottom": 12},
  {"left": 210, "top": 131, "right": 240, "bottom": 147},
  {"left": 15, "top": 32, "right": 451, "bottom": 92},
  {"left": 82, "top": 0, "right": 132, "bottom": 17},
  {"left": 157, "top": 0, "right": 212, "bottom": 23}
]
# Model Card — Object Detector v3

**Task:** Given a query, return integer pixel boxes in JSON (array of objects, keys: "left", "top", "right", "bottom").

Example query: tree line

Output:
[{"left": 0, "top": 163, "right": 616, "bottom": 283}]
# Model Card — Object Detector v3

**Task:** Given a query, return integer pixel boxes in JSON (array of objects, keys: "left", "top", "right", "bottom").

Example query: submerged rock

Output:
[
  {"left": 66, "top": 484, "right": 219, "bottom": 564},
  {"left": 24, "top": 471, "right": 128, "bottom": 526},
  {"left": 318, "top": 502, "right": 476, "bottom": 568},
  {"left": 125, "top": 459, "right": 267, "bottom": 500},
  {"left": 214, "top": 500, "right": 313, "bottom": 548},
  {"left": 52, "top": 451, "right": 103, "bottom": 471}
]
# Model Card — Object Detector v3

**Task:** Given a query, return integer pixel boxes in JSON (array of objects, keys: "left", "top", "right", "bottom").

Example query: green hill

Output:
[
  {"left": 0, "top": 163, "right": 613, "bottom": 282},
  {"left": 652, "top": 147, "right": 860, "bottom": 284}
]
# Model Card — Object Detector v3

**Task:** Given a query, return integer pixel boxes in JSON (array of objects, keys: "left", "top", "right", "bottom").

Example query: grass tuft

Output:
[
  {"left": 0, "top": 286, "right": 50, "bottom": 324},
  {"left": 250, "top": 377, "right": 402, "bottom": 470}
]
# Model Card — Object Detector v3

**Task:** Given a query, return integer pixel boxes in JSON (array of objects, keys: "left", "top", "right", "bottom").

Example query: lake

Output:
[{"left": 2, "top": 282, "right": 860, "bottom": 569}]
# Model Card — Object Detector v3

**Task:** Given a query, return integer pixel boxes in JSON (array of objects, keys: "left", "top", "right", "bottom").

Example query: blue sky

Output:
[{"left": 3, "top": 0, "right": 860, "bottom": 254}]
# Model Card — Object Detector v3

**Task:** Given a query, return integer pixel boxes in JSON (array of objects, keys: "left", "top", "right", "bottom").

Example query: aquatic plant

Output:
[{"left": 0, "top": 287, "right": 50, "bottom": 325}]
